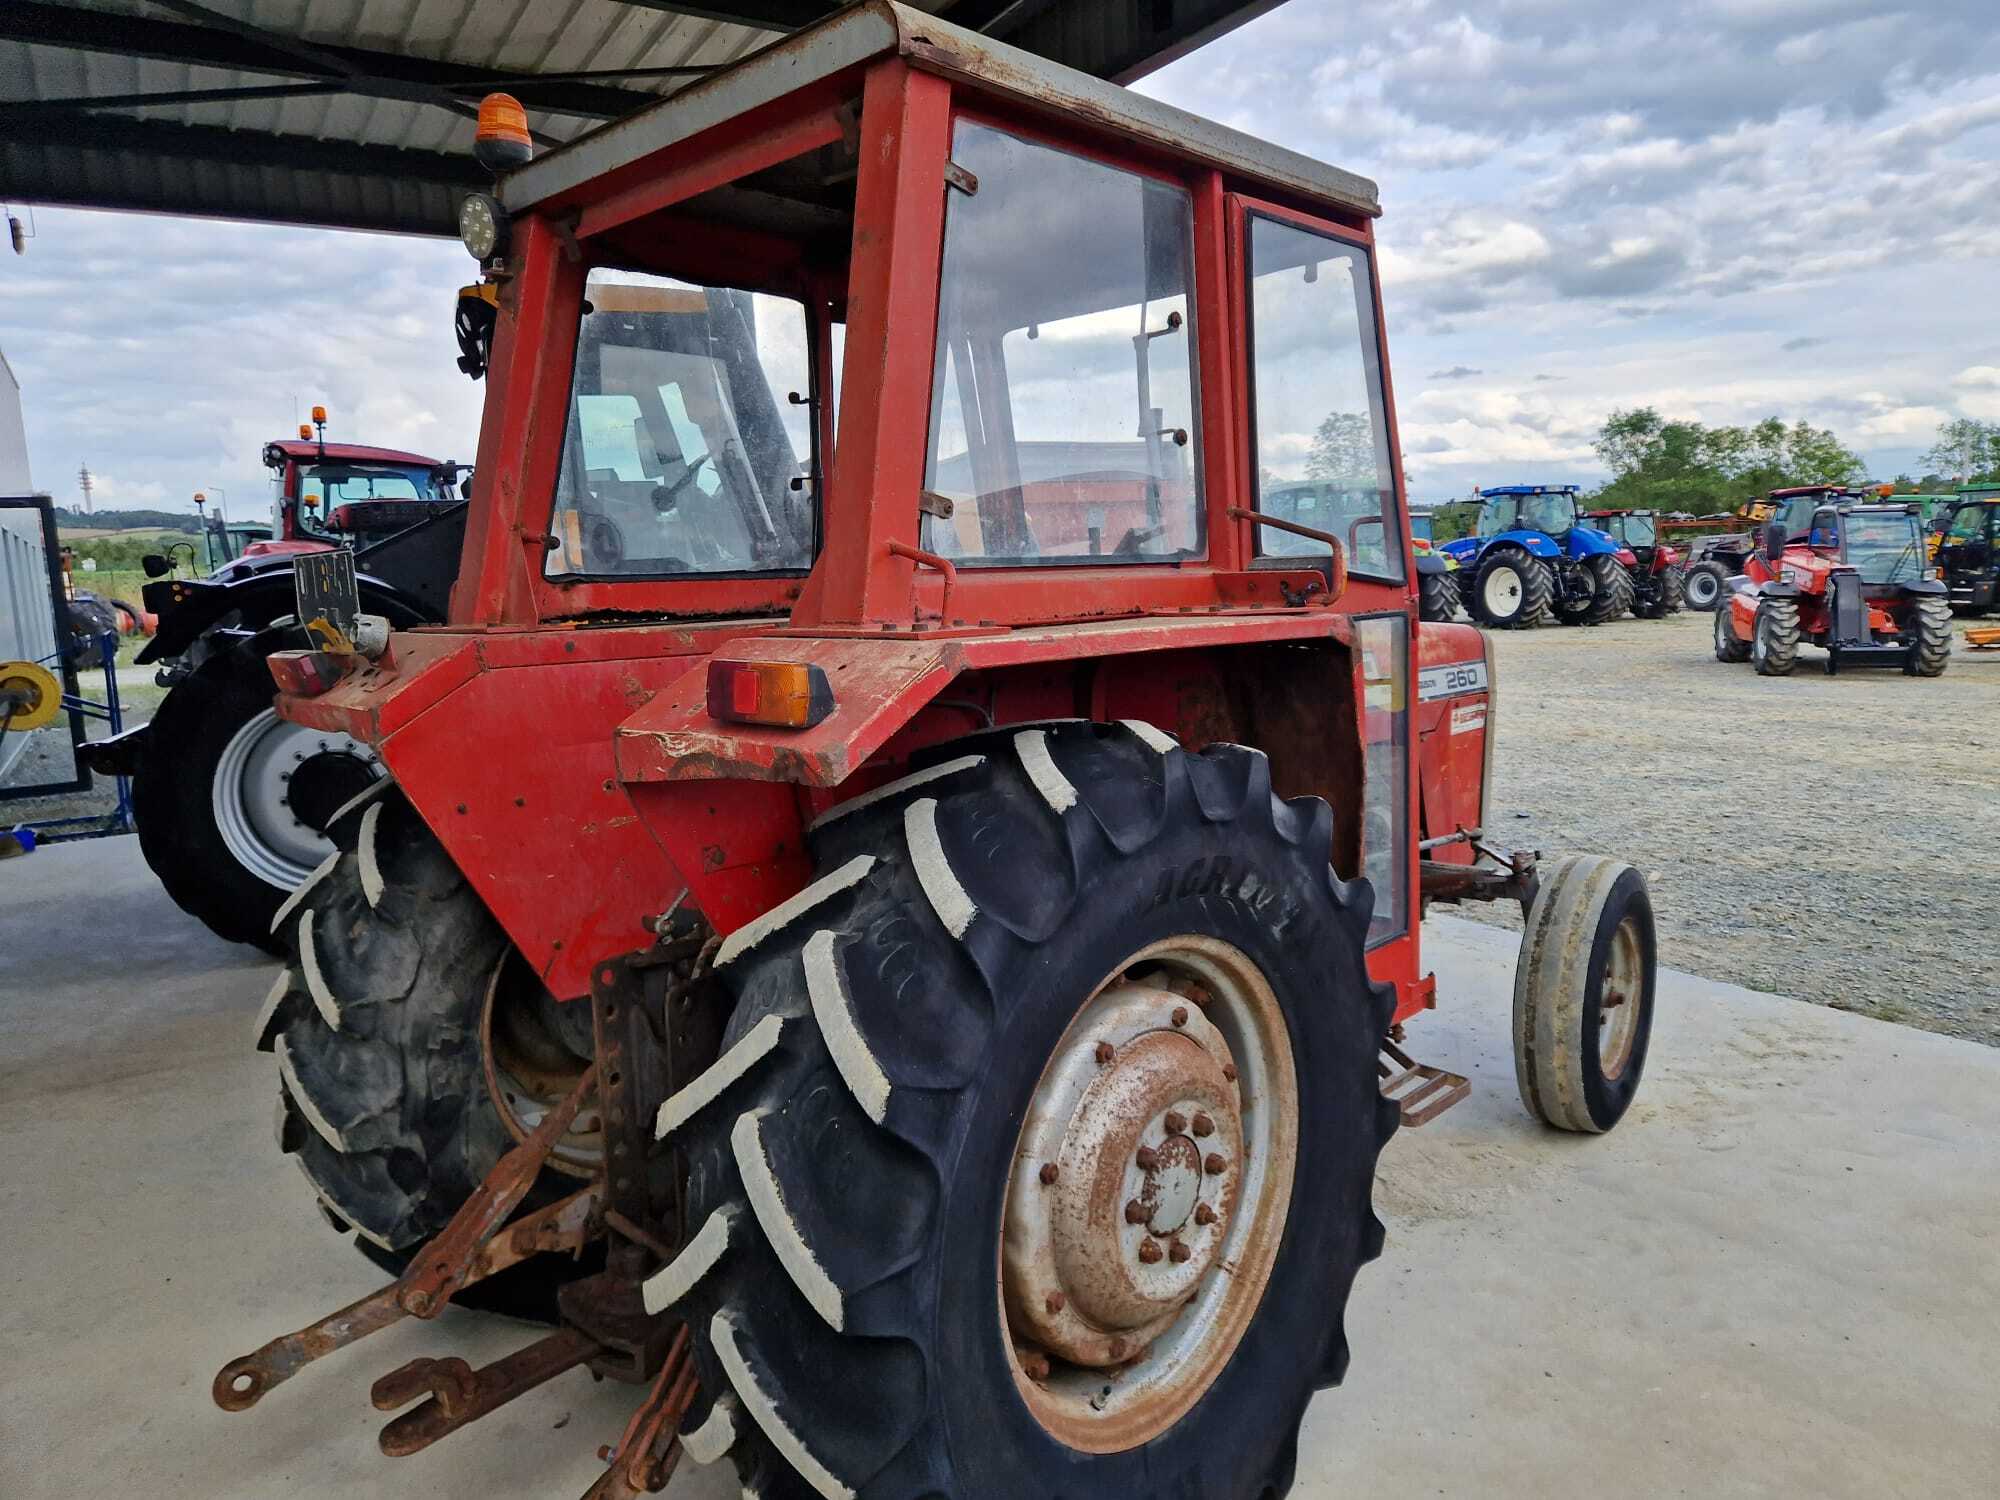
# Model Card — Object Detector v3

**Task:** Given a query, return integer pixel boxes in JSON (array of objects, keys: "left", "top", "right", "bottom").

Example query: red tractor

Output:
[
  {"left": 1582, "top": 507, "right": 1684, "bottom": 618},
  {"left": 214, "top": 11, "right": 1657, "bottom": 1497},
  {"left": 1713, "top": 500, "right": 1951, "bottom": 675}
]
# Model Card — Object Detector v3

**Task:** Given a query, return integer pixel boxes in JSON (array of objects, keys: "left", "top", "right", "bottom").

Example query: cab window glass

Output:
[
  {"left": 923, "top": 122, "right": 1202, "bottom": 565},
  {"left": 1246, "top": 216, "right": 1400, "bottom": 580},
  {"left": 549, "top": 270, "right": 814, "bottom": 578}
]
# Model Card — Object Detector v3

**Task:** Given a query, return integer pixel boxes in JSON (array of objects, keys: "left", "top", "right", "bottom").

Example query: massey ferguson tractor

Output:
[
  {"left": 80, "top": 414, "right": 468, "bottom": 948},
  {"left": 212, "top": 11, "right": 1658, "bottom": 1497},
  {"left": 1713, "top": 499, "right": 1951, "bottom": 675}
]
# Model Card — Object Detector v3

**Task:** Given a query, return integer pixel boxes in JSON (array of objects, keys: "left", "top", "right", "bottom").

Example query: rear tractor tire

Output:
[
  {"left": 1470, "top": 550, "right": 1554, "bottom": 630},
  {"left": 1713, "top": 598, "right": 1750, "bottom": 663},
  {"left": 134, "top": 648, "right": 386, "bottom": 951},
  {"left": 1752, "top": 598, "right": 1800, "bottom": 677},
  {"left": 1418, "top": 568, "right": 1460, "bottom": 623},
  {"left": 1513, "top": 854, "right": 1656, "bottom": 1133},
  {"left": 1660, "top": 564, "right": 1686, "bottom": 614},
  {"left": 652, "top": 722, "right": 1397, "bottom": 1500},
  {"left": 1582, "top": 555, "right": 1634, "bottom": 625},
  {"left": 258, "top": 785, "right": 596, "bottom": 1310},
  {"left": 1908, "top": 596, "right": 1952, "bottom": 677},
  {"left": 1683, "top": 561, "right": 1729, "bottom": 612}
]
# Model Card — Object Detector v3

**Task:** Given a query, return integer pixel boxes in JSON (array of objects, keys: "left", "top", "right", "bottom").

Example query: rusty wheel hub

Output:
[{"left": 1000, "top": 936, "right": 1298, "bottom": 1453}]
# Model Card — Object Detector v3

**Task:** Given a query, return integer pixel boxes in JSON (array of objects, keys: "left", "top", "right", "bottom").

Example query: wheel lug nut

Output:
[
  {"left": 1168, "top": 1240, "right": 1191, "bottom": 1264},
  {"left": 1124, "top": 1199, "right": 1148, "bottom": 1225},
  {"left": 1222, "top": 1063, "right": 1238, "bottom": 1083},
  {"left": 1192, "top": 1112, "right": 1214, "bottom": 1137},
  {"left": 1195, "top": 1203, "right": 1218, "bottom": 1225},
  {"left": 1204, "top": 1153, "right": 1228, "bottom": 1175},
  {"left": 1171, "top": 1006, "right": 1188, "bottom": 1027},
  {"left": 1163, "top": 1111, "right": 1187, "bottom": 1135},
  {"left": 1039, "top": 1162, "right": 1059, "bottom": 1185},
  {"left": 1185, "top": 983, "right": 1212, "bottom": 1007},
  {"left": 1094, "top": 1041, "right": 1115, "bottom": 1065},
  {"left": 1135, "top": 1146, "right": 1158, "bottom": 1171},
  {"left": 1137, "top": 1240, "right": 1163, "bottom": 1264},
  {"left": 1045, "top": 1291, "right": 1066, "bottom": 1315}
]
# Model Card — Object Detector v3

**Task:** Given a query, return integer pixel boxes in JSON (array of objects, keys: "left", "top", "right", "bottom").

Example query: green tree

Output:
[
  {"left": 1919, "top": 418, "right": 2000, "bottom": 482},
  {"left": 1304, "top": 411, "right": 1377, "bottom": 485},
  {"left": 1587, "top": 406, "right": 1864, "bottom": 512}
]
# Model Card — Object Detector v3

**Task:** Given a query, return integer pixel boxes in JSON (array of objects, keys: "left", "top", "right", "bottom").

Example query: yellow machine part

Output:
[
  {"left": 0, "top": 660, "right": 63, "bottom": 731},
  {"left": 1966, "top": 625, "right": 2000, "bottom": 650}
]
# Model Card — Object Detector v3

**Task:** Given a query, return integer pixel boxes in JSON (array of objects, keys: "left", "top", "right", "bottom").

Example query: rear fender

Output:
[
  {"left": 1566, "top": 527, "right": 1621, "bottom": 558},
  {"left": 1493, "top": 530, "right": 1563, "bottom": 559}
]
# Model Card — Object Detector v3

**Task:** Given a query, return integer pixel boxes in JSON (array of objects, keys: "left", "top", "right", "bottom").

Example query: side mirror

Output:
[
  {"left": 1763, "top": 522, "right": 1787, "bottom": 563},
  {"left": 142, "top": 553, "right": 171, "bottom": 578}
]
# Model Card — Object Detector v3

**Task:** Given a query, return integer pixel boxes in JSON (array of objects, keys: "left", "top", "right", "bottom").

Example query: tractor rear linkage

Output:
[
  {"left": 212, "top": 922, "right": 720, "bottom": 1498},
  {"left": 211, "top": 853, "right": 1530, "bottom": 1477}
]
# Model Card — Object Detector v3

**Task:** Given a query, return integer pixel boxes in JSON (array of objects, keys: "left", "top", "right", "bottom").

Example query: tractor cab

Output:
[
  {"left": 1767, "top": 484, "right": 1867, "bottom": 544},
  {"left": 1934, "top": 487, "right": 2000, "bottom": 615}
]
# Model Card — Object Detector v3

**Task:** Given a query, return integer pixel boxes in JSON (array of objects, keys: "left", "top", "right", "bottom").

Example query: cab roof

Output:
[
  {"left": 1478, "top": 485, "right": 1579, "bottom": 498},
  {"left": 263, "top": 440, "right": 446, "bottom": 468},
  {"left": 501, "top": 0, "right": 1380, "bottom": 223}
]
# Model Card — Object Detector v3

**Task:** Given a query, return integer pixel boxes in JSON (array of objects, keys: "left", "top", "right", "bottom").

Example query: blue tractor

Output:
[{"left": 1441, "top": 484, "right": 1635, "bottom": 629}]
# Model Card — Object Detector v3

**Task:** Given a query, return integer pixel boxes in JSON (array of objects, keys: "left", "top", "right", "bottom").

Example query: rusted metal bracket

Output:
[
  {"left": 212, "top": 1067, "right": 601, "bottom": 1413},
  {"left": 1418, "top": 848, "right": 1539, "bottom": 916},
  {"left": 582, "top": 1324, "right": 699, "bottom": 1498},
  {"left": 1378, "top": 1037, "right": 1471, "bottom": 1126},
  {"left": 374, "top": 1325, "right": 604, "bottom": 1457}
]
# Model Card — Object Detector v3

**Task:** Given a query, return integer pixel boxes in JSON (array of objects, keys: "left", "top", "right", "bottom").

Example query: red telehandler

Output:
[{"left": 212, "top": 10, "right": 1659, "bottom": 1497}]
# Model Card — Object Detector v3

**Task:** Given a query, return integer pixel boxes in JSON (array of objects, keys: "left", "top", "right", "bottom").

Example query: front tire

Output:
[
  {"left": 653, "top": 723, "right": 1397, "bottom": 1500},
  {"left": 1683, "top": 561, "right": 1728, "bottom": 612},
  {"left": 133, "top": 649, "right": 384, "bottom": 951},
  {"left": 1752, "top": 598, "right": 1800, "bottom": 676},
  {"left": 1909, "top": 596, "right": 1952, "bottom": 676},
  {"left": 1713, "top": 598, "right": 1750, "bottom": 662},
  {"left": 1471, "top": 550, "right": 1554, "bottom": 629},
  {"left": 1513, "top": 854, "right": 1656, "bottom": 1133}
]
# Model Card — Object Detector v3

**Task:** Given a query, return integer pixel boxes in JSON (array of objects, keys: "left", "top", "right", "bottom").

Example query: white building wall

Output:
[{"left": 0, "top": 343, "right": 59, "bottom": 779}]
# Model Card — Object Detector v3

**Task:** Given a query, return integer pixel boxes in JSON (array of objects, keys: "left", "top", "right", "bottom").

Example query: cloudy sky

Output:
[{"left": 3, "top": 0, "right": 1998, "bottom": 513}]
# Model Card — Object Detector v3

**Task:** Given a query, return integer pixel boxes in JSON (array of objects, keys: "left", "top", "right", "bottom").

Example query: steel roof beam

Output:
[
  {"left": 0, "top": 1, "right": 662, "bottom": 121},
  {"left": 609, "top": 2, "right": 838, "bottom": 30},
  {"left": 4, "top": 111, "right": 482, "bottom": 187}
]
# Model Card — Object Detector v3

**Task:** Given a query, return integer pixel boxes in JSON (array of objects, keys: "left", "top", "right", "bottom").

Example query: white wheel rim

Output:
[
  {"left": 1482, "top": 566, "right": 1522, "bottom": 616},
  {"left": 211, "top": 709, "right": 379, "bottom": 889},
  {"left": 999, "top": 936, "right": 1298, "bottom": 1453}
]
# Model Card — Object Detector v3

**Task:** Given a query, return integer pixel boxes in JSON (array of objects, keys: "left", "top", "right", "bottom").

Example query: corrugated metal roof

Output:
[{"left": 0, "top": 1, "right": 1289, "bottom": 237}]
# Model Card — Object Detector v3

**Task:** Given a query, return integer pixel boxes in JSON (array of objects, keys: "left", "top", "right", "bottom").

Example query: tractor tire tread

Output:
[
  {"left": 1754, "top": 598, "right": 1800, "bottom": 676},
  {"left": 661, "top": 722, "right": 1397, "bottom": 1500},
  {"left": 1911, "top": 596, "right": 1953, "bottom": 676}
]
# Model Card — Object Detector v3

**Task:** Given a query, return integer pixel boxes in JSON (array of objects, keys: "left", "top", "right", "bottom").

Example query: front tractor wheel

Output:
[
  {"left": 134, "top": 650, "right": 385, "bottom": 951},
  {"left": 1513, "top": 854, "right": 1657, "bottom": 1133},
  {"left": 1683, "top": 560, "right": 1729, "bottom": 612},
  {"left": 257, "top": 785, "right": 596, "bottom": 1304},
  {"left": 1471, "top": 550, "right": 1554, "bottom": 629},
  {"left": 1752, "top": 598, "right": 1800, "bottom": 676},
  {"left": 1713, "top": 598, "right": 1751, "bottom": 663},
  {"left": 1907, "top": 596, "right": 1953, "bottom": 677},
  {"left": 653, "top": 723, "right": 1396, "bottom": 1500}
]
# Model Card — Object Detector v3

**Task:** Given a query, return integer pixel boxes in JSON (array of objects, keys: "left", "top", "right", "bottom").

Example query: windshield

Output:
[
  {"left": 1947, "top": 504, "right": 1993, "bottom": 540},
  {"left": 1477, "top": 492, "right": 1575, "bottom": 536},
  {"left": 549, "top": 271, "right": 813, "bottom": 578},
  {"left": 294, "top": 463, "right": 441, "bottom": 535},
  {"left": 922, "top": 122, "right": 1200, "bottom": 565},
  {"left": 1841, "top": 513, "right": 1924, "bottom": 584},
  {"left": 1616, "top": 513, "right": 1656, "bottom": 545},
  {"left": 1409, "top": 513, "right": 1433, "bottom": 544}
]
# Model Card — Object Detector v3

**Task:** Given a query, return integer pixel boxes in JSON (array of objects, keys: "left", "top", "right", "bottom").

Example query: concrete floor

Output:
[{"left": 3, "top": 839, "right": 1995, "bottom": 1499}]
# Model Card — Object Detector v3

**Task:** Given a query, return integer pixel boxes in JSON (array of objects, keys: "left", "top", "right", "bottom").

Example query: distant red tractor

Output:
[
  {"left": 1713, "top": 500, "right": 1951, "bottom": 676},
  {"left": 1582, "top": 508, "right": 1683, "bottom": 618}
]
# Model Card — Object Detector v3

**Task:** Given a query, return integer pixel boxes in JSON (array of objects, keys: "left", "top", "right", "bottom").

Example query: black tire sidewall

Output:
[
  {"left": 932, "top": 826, "right": 1380, "bottom": 1494},
  {"left": 132, "top": 651, "right": 294, "bottom": 949},
  {"left": 1577, "top": 866, "right": 1655, "bottom": 1130}
]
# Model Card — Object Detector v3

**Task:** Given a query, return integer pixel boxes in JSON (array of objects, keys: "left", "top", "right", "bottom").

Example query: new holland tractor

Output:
[
  {"left": 1441, "top": 484, "right": 1634, "bottom": 628},
  {"left": 80, "top": 416, "right": 468, "bottom": 948},
  {"left": 1583, "top": 508, "right": 1684, "bottom": 618},
  {"left": 1713, "top": 500, "right": 1951, "bottom": 675},
  {"left": 212, "top": 12, "right": 1659, "bottom": 1497}
]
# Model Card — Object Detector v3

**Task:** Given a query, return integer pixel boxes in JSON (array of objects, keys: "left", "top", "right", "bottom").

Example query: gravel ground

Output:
[{"left": 1453, "top": 609, "right": 2000, "bottom": 1044}]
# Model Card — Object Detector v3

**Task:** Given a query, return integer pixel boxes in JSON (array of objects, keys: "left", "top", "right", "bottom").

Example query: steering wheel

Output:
[{"left": 652, "top": 453, "right": 715, "bottom": 514}]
